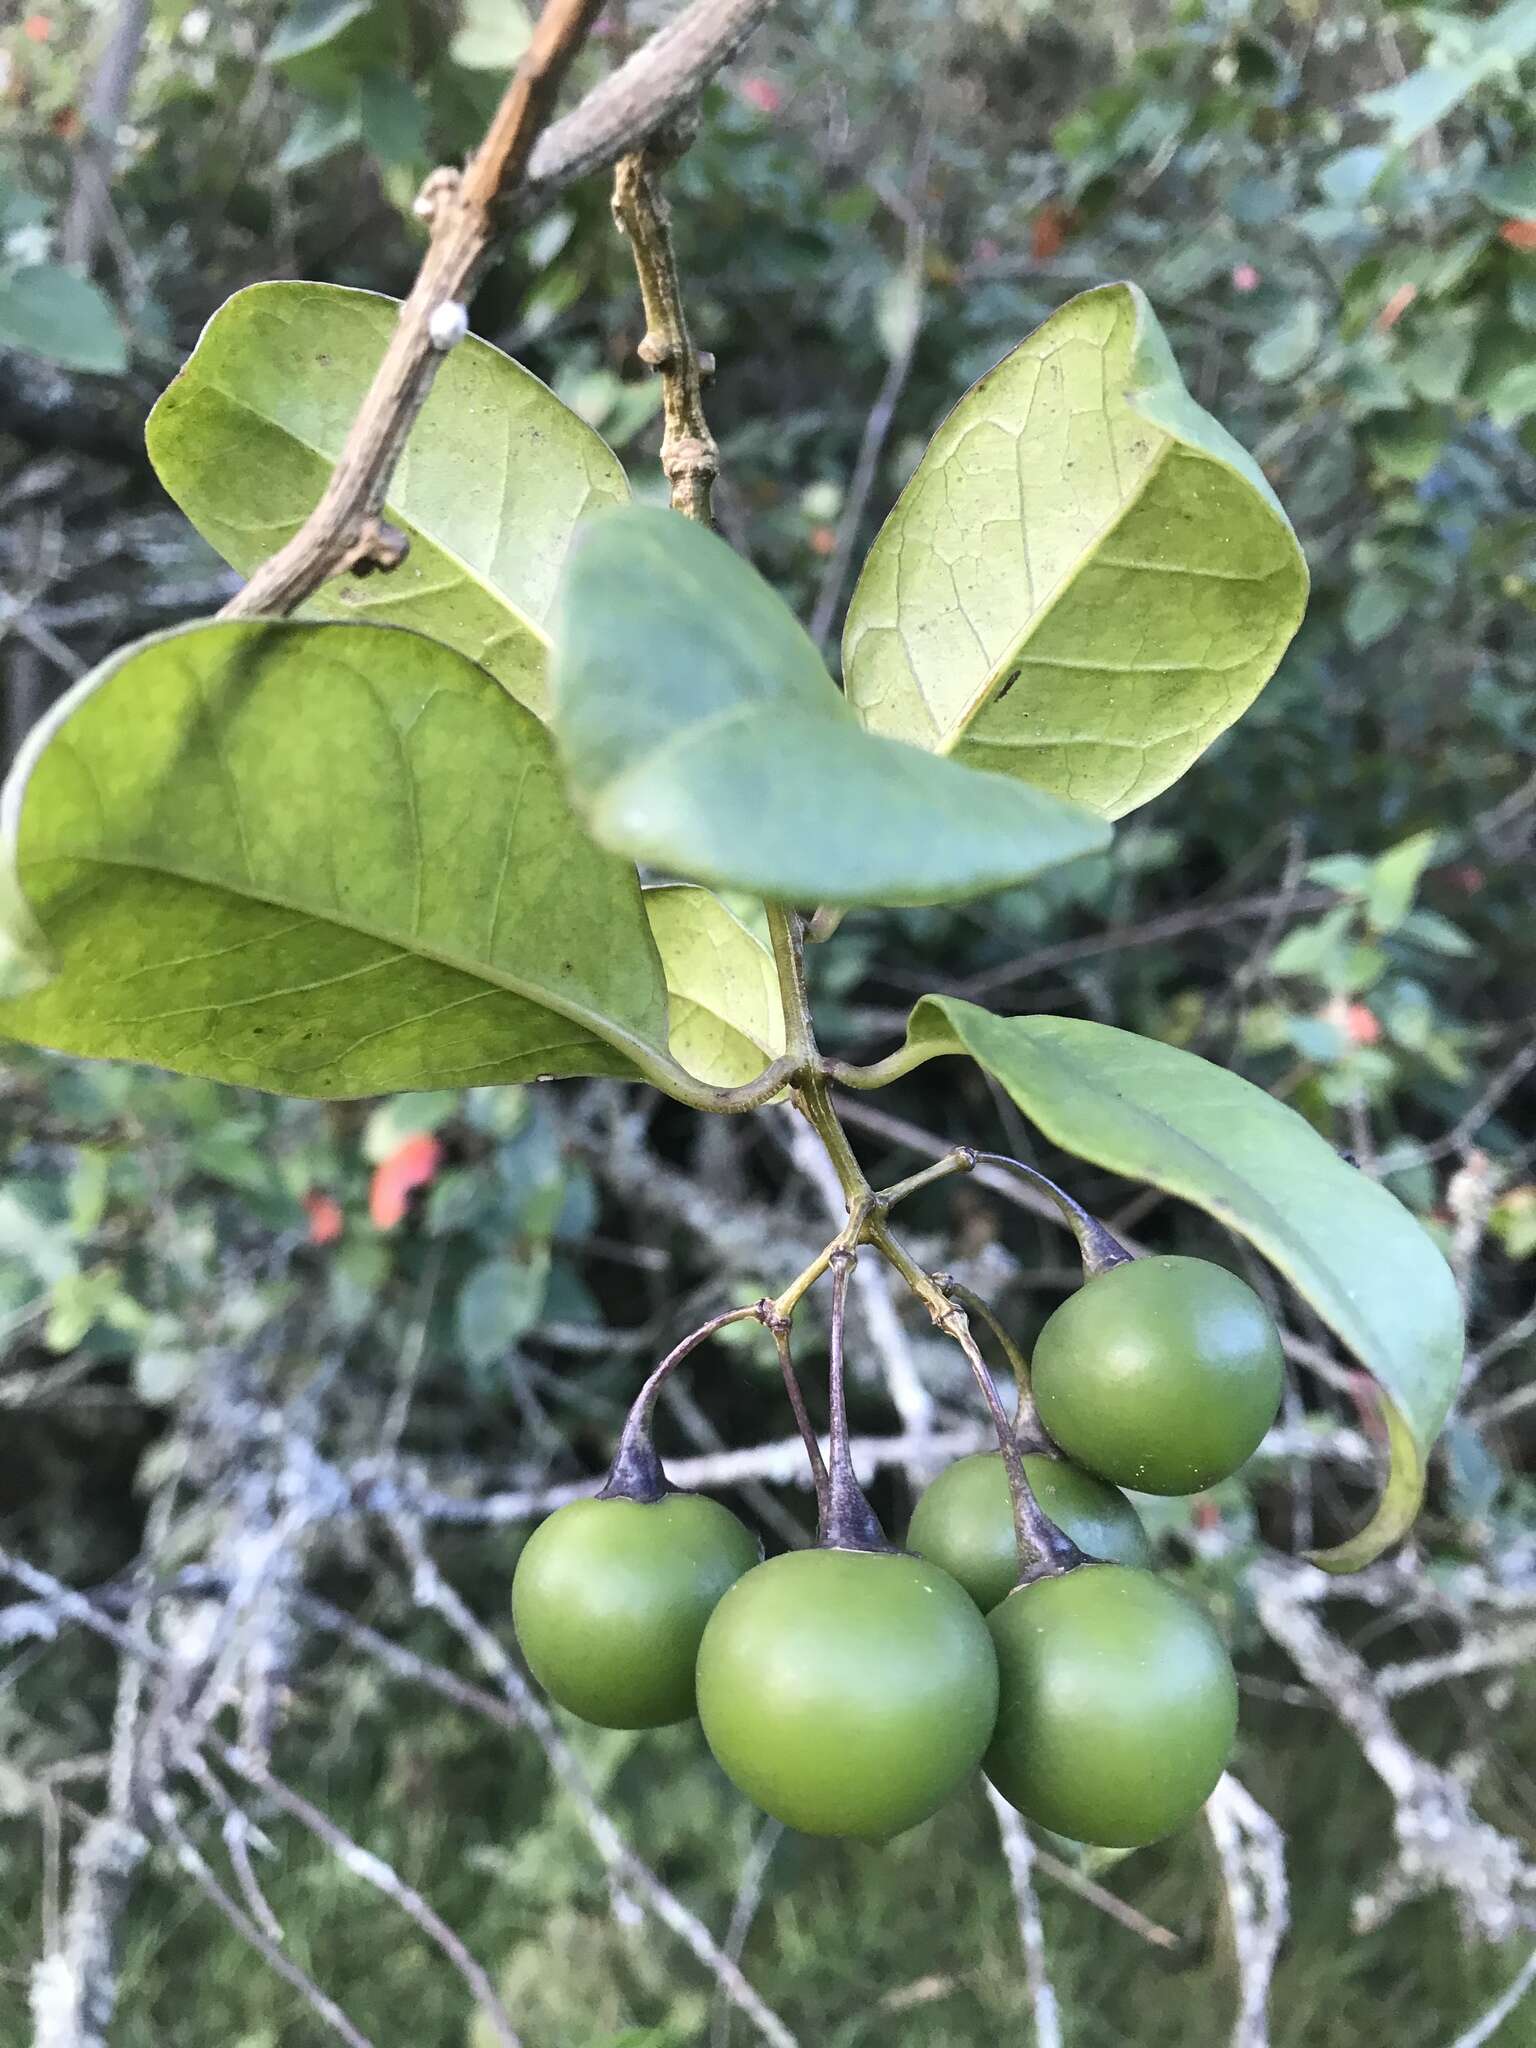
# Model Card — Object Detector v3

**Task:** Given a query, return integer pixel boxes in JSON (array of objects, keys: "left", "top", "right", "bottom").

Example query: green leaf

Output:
[
  {"left": 644, "top": 885, "right": 785, "bottom": 1088},
  {"left": 1396, "top": 907, "right": 1476, "bottom": 958},
  {"left": 0, "top": 619, "right": 671, "bottom": 1096},
  {"left": 900, "top": 998, "right": 1463, "bottom": 1570},
  {"left": 1343, "top": 574, "right": 1413, "bottom": 650},
  {"left": 841, "top": 284, "right": 1308, "bottom": 822},
  {"left": 147, "top": 283, "right": 628, "bottom": 720},
  {"left": 551, "top": 507, "right": 1110, "bottom": 909},
  {"left": 275, "top": 96, "right": 363, "bottom": 172},
  {"left": 1476, "top": 161, "right": 1536, "bottom": 214},
  {"left": 0, "top": 266, "right": 129, "bottom": 375},
  {"left": 266, "top": 0, "right": 373, "bottom": 63},
  {"left": 1250, "top": 297, "right": 1323, "bottom": 381},
  {"left": 1485, "top": 361, "right": 1536, "bottom": 429},
  {"left": 357, "top": 72, "right": 427, "bottom": 164},
  {"left": 450, "top": 0, "right": 532, "bottom": 69},
  {"left": 456, "top": 1252, "right": 549, "bottom": 1368},
  {"left": 1366, "top": 829, "right": 1438, "bottom": 933},
  {"left": 1360, "top": 0, "right": 1536, "bottom": 145}
]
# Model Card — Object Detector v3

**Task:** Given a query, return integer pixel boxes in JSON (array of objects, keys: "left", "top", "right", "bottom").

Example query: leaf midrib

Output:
[
  {"left": 30, "top": 843, "right": 670, "bottom": 1072},
  {"left": 946, "top": 424, "right": 1179, "bottom": 751},
  {"left": 194, "top": 385, "right": 551, "bottom": 655}
]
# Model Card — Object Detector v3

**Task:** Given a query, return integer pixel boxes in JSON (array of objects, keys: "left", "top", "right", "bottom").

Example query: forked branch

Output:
[{"left": 219, "top": 0, "right": 778, "bottom": 623}]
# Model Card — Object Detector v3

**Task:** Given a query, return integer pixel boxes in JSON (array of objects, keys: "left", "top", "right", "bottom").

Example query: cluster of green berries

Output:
[{"left": 512, "top": 1255, "right": 1283, "bottom": 1848}]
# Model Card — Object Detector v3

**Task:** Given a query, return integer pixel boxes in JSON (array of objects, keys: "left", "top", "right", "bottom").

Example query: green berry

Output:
[
  {"left": 986, "top": 1564, "right": 1237, "bottom": 1847},
  {"left": 908, "top": 1451, "right": 1151, "bottom": 1612},
  {"left": 1032, "top": 1256, "right": 1283, "bottom": 1495},
  {"left": 696, "top": 1547, "right": 999, "bottom": 1839},
  {"left": 512, "top": 1493, "right": 760, "bottom": 1729}
]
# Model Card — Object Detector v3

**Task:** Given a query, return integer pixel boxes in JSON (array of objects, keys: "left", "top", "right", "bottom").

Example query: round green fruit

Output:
[
  {"left": 695, "top": 1548, "right": 998, "bottom": 1839},
  {"left": 512, "top": 1492, "right": 760, "bottom": 1729},
  {"left": 985, "top": 1564, "right": 1237, "bottom": 1847},
  {"left": 1032, "top": 1255, "right": 1283, "bottom": 1495},
  {"left": 907, "top": 1452, "right": 1151, "bottom": 1613}
]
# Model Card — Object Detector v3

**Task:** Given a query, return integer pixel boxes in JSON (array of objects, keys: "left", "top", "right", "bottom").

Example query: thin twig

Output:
[
  {"left": 61, "top": 0, "right": 151, "bottom": 271},
  {"left": 1029, "top": 1845, "right": 1184, "bottom": 1953},
  {"left": 1206, "top": 1774, "right": 1288, "bottom": 2048},
  {"left": 1445, "top": 1945, "right": 1536, "bottom": 2048},
  {"left": 220, "top": 0, "right": 775, "bottom": 620},
  {"left": 984, "top": 1785, "right": 1062, "bottom": 2048},
  {"left": 386, "top": 1518, "right": 799, "bottom": 2048},
  {"left": 216, "top": 1742, "right": 522, "bottom": 2048},
  {"left": 710, "top": 1820, "right": 784, "bottom": 2048},
  {"left": 152, "top": 1789, "right": 376, "bottom": 2048},
  {"left": 807, "top": 195, "right": 928, "bottom": 648},
  {"left": 932, "top": 888, "right": 1339, "bottom": 1000},
  {"left": 785, "top": 1114, "right": 937, "bottom": 1435},
  {"left": 613, "top": 132, "right": 721, "bottom": 521}
]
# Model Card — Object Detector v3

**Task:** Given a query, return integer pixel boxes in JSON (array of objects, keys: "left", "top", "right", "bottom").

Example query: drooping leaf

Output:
[
  {"left": 842, "top": 284, "right": 1309, "bottom": 820},
  {"left": 146, "top": 283, "right": 627, "bottom": 719},
  {"left": 550, "top": 507, "right": 1110, "bottom": 909},
  {"left": 899, "top": 998, "right": 1463, "bottom": 1569},
  {"left": 0, "top": 619, "right": 672, "bottom": 1096},
  {"left": 644, "top": 885, "right": 784, "bottom": 1087},
  {"left": 0, "top": 265, "right": 129, "bottom": 374}
]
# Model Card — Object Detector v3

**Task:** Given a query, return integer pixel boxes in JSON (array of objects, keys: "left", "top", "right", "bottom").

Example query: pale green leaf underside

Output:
[
  {"left": 552, "top": 507, "right": 1110, "bottom": 909},
  {"left": 844, "top": 284, "right": 1310, "bottom": 819},
  {"left": 146, "top": 283, "right": 627, "bottom": 719},
  {"left": 0, "top": 620, "right": 670, "bottom": 1096},
  {"left": 909, "top": 999, "right": 1463, "bottom": 1569},
  {"left": 644, "top": 885, "right": 785, "bottom": 1087}
]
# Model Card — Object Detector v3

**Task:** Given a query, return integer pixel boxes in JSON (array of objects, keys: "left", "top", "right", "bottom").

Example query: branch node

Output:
[
  {"left": 338, "top": 520, "right": 410, "bottom": 579},
  {"left": 412, "top": 166, "right": 462, "bottom": 224}
]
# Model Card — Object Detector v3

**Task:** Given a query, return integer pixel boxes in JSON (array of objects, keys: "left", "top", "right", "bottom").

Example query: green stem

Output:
[
  {"left": 767, "top": 904, "right": 815, "bottom": 1069},
  {"left": 824, "top": 1040, "right": 944, "bottom": 1091},
  {"left": 934, "top": 1275, "right": 1050, "bottom": 1453}
]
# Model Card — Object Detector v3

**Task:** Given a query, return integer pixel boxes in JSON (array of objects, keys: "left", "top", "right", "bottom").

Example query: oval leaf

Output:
[
  {"left": 905, "top": 997, "right": 1463, "bottom": 1569},
  {"left": 550, "top": 506, "right": 1110, "bottom": 908},
  {"left": 0, "top": 619, "right": 670, "bottom": 1095},
  {"left": 0, "top": 265, "right": 129, "bottom": 375},
  {"left": 644, "top": 885, "right": 785, "bottom": 1087},
  {"left": 146, "top": 283, "right": 627, "bottom": 719},
  {"left": 844, "top": 284, "right": 1309, "bottom": 819}
]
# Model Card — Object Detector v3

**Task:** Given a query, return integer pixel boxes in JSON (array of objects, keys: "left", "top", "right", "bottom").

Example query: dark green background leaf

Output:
[
  {"left": 0, "top": 266, "right": 129, "bottom": 374},
  {"left": 551, "top": 507, "right": 1110, "bottom": 909},
  {"left": 905, "top": 997, "right": 1463, "bottom": 1568},
  {"left": 0, "top": 620, "right": 670, "bottom": 1095}
]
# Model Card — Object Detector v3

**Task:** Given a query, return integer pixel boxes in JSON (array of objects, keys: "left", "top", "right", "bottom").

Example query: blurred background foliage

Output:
[{"left": 2, "top": 0, "right": 1535, "bottom": 2042}]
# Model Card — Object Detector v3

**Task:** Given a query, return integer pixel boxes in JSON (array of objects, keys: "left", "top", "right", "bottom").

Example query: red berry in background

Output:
[
  {"left": 739, "top": 75, "right": 782, "bottom": 116},
  {"left": 369, "top": 1134, "right": 442, "bottom": 1230},
  {"left": 302, "top": 1191, "right": 344, "bottom": 1245}
]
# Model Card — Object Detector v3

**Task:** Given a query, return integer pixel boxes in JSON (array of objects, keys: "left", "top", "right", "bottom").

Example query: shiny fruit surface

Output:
[
  {"left": 985, "top": 1563, "right": 1237, "bottom": 1846},
  {"left": 695, "top": 1547, "right": 999, "bottom": 1838},
  {"left": 907, "top": 1451, "right": 1151, "bottom": 1613},
  {"left": 1032, "top": 1256, "right": 1283, "bottom": 1494},
  {"left": 512, "top": 1493, "right": 760, "bottom": 1729}
]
